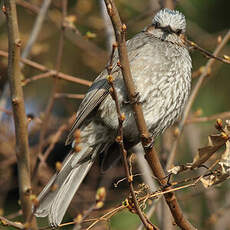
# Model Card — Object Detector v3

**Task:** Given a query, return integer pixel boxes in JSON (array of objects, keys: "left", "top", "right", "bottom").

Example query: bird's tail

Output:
[{"left": 34, "top": 142, "right": 101, "bottom": 227}]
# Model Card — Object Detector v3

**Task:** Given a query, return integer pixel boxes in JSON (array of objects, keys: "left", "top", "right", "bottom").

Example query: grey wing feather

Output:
[
  {"left": 48, "top": 149, "right": 98, "bottom": 226},
  {"left": 35, "top": 146, "right": 99, "bottom": 227},
  {"left": 66, "top": 32, "right": 148, "bottom": 145},
  {"left": 35, "top": 151, "right": 77, "bottom": 216},
  {"left": 65, "top": 72, "right": 110, "bottom": 145}
]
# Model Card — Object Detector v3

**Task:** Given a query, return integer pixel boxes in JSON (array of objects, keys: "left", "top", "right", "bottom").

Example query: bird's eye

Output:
[
  {"left": 175, "top": 29, "right": 182, "bottom": 35},
  {"left": 154, "top": 21, "right": 160, "bottom": 29}
]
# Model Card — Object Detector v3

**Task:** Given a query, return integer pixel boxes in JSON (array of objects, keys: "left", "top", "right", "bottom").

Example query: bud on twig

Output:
[
  {"left": 96, "top": 187, "right": 106, "bottom": 202},
  {"left": 122, "top": 23, "right": 127, "bottom": 32},
  {"left": 74, "top": 214, "right": 82, "bottom": 224},
  {"left": 55, "top": 161, "right": 62, "bottom": 172},
  {"left": 107, "top": 75, "right": 114, "bottom": 83}
]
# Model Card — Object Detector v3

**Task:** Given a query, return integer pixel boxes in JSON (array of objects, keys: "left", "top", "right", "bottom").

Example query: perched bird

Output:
[{"left": 35, "top": 8, "right": 192, "bottom": 226}]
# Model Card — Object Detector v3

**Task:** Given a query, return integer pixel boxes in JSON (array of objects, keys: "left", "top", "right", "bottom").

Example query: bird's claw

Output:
[
  {"left": 143, "top": 135, "right": 155, "bottom": 150},
  {"left": 123, "top": 92, "right": 141, "bottom": 105}
]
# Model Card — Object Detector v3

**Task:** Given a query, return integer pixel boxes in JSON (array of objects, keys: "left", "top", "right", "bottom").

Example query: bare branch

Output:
[
  {"left": 54, "top": 93, "right": 85, "bottom": 100},
  {"left": 21, "top": 0, "right": 52, "bottom": 64},
  {"left": 186, "top": 111, "right": 230, "bottom": 124},
  {"left": 3, "top": 0, "right": 37, "bottom": 228},
  {"left": 32, "top": 0, "right": 68, "bottom": 179},
  {"left": 0, "top": 215, "right": 24, "bottom": 229},
  {"left": 103, "top": 1, "right": 196, "bottom": 229},
  {"left": 99, "top": 0, "right": 115, "bottom": 52},
  {"left": 184, "top": 37, "right": 230, "bottom": 64},
  {"left": 106, "top": 43, "right": 158, "bottom": 230},
  {"left": 0, "top": 50, "right": 92, "bottom": 86}
]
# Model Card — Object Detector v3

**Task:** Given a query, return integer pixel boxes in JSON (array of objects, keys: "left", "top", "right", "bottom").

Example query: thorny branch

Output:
[
  {"left": 166, "top": 30, "right": 230, "bottom": 170},
  {"left": 104, "top": 0, "right": 196, "bottom": 229},
  {"left": 106, "top": 43, "right": 157, "bottom": 230},
  {"left": 3, "top": 0, "right": 37, "bottom": 229}
]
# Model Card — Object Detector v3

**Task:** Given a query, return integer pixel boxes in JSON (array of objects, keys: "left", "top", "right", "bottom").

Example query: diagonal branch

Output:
[
  {"left": 0, "top": 215, "right": 24, "bottom": 229},
  {"left": 32, "top": 0, "right": 68, "bottom": 179},
  {"left": 106, "top": 44, "right": 157, "bottom": 230},
  {"left": 0, "top": 50, "right": 92, "bottom": 86},
  {"left": 103, "top": 1, "right": 196, "bottom": 229},
  {"left": 3, "top": 0, "right": 37, "bottom": 229},
  {"left": 21, "top": 0, "right": 52, "bottom": 63},
  {"left": 184, "top": 37, "right": 230, "bottom": 64}
]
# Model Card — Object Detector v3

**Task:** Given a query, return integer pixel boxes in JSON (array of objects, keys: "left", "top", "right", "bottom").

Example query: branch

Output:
[
  {"left": 103, "top": 1, "right": 196, "bottom": 229},
  {"left": 184, "top": 37, "right": 230, "bottom": 64},
  {"left": 16, "top": 0, "right": 108, "bottom": 72},
  {"left": 106, "top": 44, "right": 157, "bottom": 230},
  {"left": 21, "top": 0, "right": 52, "bottom": 63},
  {"left": 32, "top": 0, "right": 67, "bottom": 179},
  {"left": 166, "top": 30, "right": 230, "bottom": 170},
  {"left": 99, "top": 0, "right": 115, "bottom": 52},
  {"left": 54, "top": 93, "right": 85, "bottom": 100},
  {"left": 0, "top": 216, "right": 24, "bottom": 229},
  {"left": 3, "top": 0, "right": 37, "bottom": 228},
  {"left": 186, "top": 111, "right": 230, "bottom": 124},
  {"left": 0, "top": 50, "right": 92, "bottom": 86}
]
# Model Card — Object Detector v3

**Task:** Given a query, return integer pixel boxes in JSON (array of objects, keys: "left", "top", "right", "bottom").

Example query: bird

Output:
[{"left": 35, "top": 8, "right": 192, "bottom": 226}]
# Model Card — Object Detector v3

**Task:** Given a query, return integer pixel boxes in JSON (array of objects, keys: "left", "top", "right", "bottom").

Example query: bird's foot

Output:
[
  {"left": 143, "top": 134, "right": 155, "bottom": 151},
  {"left": 123, "top": 92, "right": 142, "bottom": 105}
]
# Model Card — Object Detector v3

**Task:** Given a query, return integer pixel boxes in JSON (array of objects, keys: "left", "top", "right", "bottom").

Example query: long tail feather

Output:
[{"left": 35, "top": 145, "right": 99, "bottom": 227}]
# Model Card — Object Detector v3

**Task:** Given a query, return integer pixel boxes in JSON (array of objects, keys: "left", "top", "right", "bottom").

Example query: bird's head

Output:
[{"left": 145, "top": 8, "right": 186, "bottom": 43}]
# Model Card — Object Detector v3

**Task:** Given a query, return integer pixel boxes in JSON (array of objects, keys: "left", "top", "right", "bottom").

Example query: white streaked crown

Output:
[{"left": 152, "top": 8, "right": 186, "bottom": 33}]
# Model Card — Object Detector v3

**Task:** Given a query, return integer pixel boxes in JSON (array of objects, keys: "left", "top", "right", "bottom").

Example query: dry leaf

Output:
[
  {"left": 192, "top": 134, "right": 227, "bottom": 169},
  {"left": 201, "top": 141, "right": 230, "bottom": 188},
  {"left": 168, "top": 165, "right": 191, "bottom": 174}
]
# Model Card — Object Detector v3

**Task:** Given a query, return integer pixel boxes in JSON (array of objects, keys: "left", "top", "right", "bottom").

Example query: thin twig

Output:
[
  {"left": 99, "top": 0, "right": 115, "bottom": 52},
  {"left": 0, "top": 215, "right": 24, "bottom": 229},
  {"left": 3, "top": 0, "right": 37, "bottom": 228},
  {"left": 104, "top": 1, "right": 196, "bottom": 229},
  {"left": 16, "top": 0, "right": 108, "bottom": 72},
  {"left": 0, "top": 107, "right": 12, "bottom": 115},
  {"left": 85, "top": 205, "right": 125, "bottom": 230},
  {"left": 0, "top": 0, "right": 52, "bottom": 120},
  {"left": 39, "top": 205, "right": 125, "bottom": 230},
  {"left": 40, "top": 114, "right": 75, "bottom": 164},
  {"left": 166, "top": 30, "right": 230, "bottom": 170},
  {"left": 16, "top": 0, "right": 40, "bottom": 13},
  {"left": 32, "top": 0, "right": 68, "bottom": 179},
  {"left": 184, "top": 37, "right": 230, "bottom": 64},
  {"left": 0, "top": 50, "right": 92, "bottom": 86},
  {"left": 21, "top": 0, "right": 52, "bottom": 64},
  {"left": 186, "top": 111, "right": 230, "bottom": 124},
  {"left": 23, "top": 71, "right": 54, "bottom": 84},
  {"left": 54, "top": 93, "right": 85, "bottom": 100},
  {"left": 106, "top": 43, "right": 157, "bottom": 230}
]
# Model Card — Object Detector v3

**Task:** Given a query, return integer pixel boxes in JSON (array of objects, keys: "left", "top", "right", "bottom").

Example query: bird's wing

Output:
[
  {"left": 65, "top": 71, "right": 111, "bottom": 145},
  {"left": 66, "top": 32, "right": 149, "bottom": 145}
]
